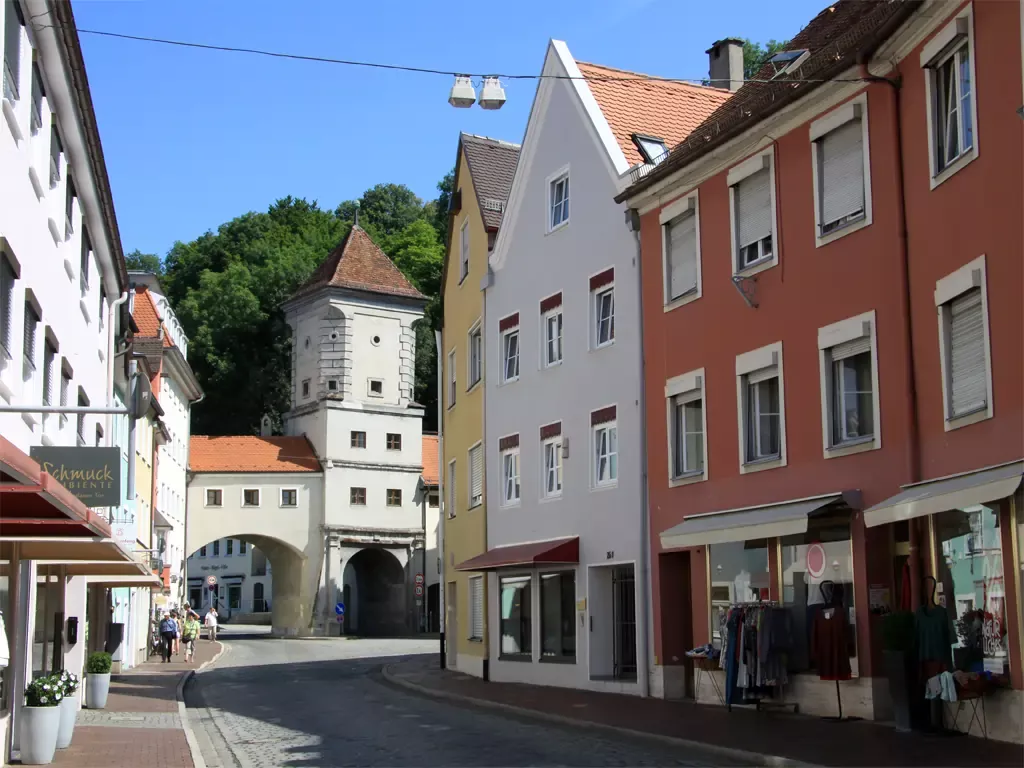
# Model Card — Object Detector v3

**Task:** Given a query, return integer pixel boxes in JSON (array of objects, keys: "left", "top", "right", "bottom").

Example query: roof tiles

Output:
[
  {"left": 461, "top": 134, "right": 521, "bottom": 230},
  {"left": 421, "top": 435, "right": 439, "bottom": 485},
  {"left": 132, "top": 287, "right": 172, "bottom": 347},
  {"left": 189, "top": 436, "right": 322, "bottom": 473}
]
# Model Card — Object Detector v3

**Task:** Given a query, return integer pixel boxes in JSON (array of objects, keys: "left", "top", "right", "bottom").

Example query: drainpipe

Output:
[
  {"left": 182, "top": 392, "right": 205, "bottom": 606},
  {"left": 435, "top": 329, "right": 445, "bottom": 668},
  {"left": 105, "top": 290, "right": 129, "bottom": 440},
  {"left": 625, "top": 209, "right": 651, "bottom": 697}
]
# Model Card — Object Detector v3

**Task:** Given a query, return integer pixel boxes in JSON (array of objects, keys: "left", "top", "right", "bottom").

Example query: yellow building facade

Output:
[{"left": 441, "top": 133, "right": 520, "bottom": 678}]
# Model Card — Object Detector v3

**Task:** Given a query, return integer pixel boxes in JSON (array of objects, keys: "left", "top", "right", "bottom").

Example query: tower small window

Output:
[
  {"left": 301, "top": 379, "right": 310, "bottom": 398},
  {"left": 327, "top": 379, "right": 338, "bottom": 392},
  {"left": 368, "top": 378, "right": 383, "bottom": 397}
]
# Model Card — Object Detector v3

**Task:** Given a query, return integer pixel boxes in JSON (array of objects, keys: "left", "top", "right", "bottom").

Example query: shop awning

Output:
[
  {"left": 455, "top": 536, "right": 579, "bottom": 571},
  {"left": 864, "top": 460, "right": 1023, "bottom": 528},
  {"left": 659, "top": 491, "right": 861, "bottom": 550}
]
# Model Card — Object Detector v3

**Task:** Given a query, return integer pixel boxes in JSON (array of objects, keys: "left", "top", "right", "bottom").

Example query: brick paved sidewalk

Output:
[
  {"left": 385, "top": 656, "right": 1024, "bottom": 767},
  {"left": 50, "top": 639, "right": 222, "bottom": 768}
]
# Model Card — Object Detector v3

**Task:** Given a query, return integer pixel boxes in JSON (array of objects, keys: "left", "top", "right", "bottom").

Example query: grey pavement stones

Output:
[{"left": 76, "top": 709, "right": 182, "bottom": 729}]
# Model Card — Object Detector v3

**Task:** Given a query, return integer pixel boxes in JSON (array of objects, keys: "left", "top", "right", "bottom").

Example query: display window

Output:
[{"left": 708, "top": 539, "right": 769, "bottom": 645}]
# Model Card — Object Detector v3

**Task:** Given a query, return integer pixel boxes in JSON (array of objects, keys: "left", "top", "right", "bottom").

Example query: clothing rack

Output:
[{"left": 719, "top": 601, "right": 799, "bottom": 714}]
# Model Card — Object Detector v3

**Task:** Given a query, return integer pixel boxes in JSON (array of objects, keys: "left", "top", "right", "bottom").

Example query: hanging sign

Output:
[
  {"left": 30, "top": 446, "right": 121, "bottom": 506},
  {"left": 806, "top": 542, "right": 827, "bottom": 579}
]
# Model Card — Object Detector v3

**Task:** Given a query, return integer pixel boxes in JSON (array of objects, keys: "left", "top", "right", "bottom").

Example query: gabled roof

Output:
[
  {"left": 189, "top": 436, "right": 322, "bottom": 473},
  {"left": 131, "top": 286, "right": 172, "bottom": 347},
  {"left": 291, "top": 225, "right": 426, "bottom": 302},
  {"left": 461, "top": 134, "right": 521, "bottom": 231},
  {"left": 576, "top": 62, "right": 731, "bottom": 168},
  {"left": 620, "top": 0, "right": 920, "bottom": 201},
  {"left": 421, "top": 434, "right": 439, "bottom": 486}
]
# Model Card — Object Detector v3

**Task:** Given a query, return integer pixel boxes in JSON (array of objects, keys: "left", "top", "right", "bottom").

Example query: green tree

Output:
[
  {"left": 125, "top": 249, "right": 162, "bottom": 274},
  {"left": 353, "top": 183, "right": 424, "bottom": 238},
  {"left": 742, "top": 38, "right": 790, "bottom": 80},
  {"left": 427, "top": 169, "right": 455, "bottom": 246}
]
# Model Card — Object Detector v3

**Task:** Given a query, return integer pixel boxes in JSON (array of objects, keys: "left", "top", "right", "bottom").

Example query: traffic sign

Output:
[
  {"left": 806, "top": 542, "right": 826, "bottom": 579},
  {"left": 414, "top": 573, "right": 424, "bottom": 585},
  {"left": 206, "top": 575, "right": 218, "bottom": 586},
  {"left": 336, "top": 615, "right": 344, "bottom": 624},
  {"left": 414, "top": 584, "right": 424, "bottom": 597},
  {"left": 334, "top": 602, "right": 345, "bottom": 616}
]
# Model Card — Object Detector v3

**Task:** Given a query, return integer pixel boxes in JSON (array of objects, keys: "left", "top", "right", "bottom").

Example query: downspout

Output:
[
  {"left": 182, "top": 392, "right": 205, "bottom": 606},
  {"left": 105, "top": 290, "right": 130, "bottom": 440},
  {"left": 625, "top": 209, "right": 651, "bottom": 697},
  {"left": 435, "top": 329, "right": 445, "bottom": 668}
]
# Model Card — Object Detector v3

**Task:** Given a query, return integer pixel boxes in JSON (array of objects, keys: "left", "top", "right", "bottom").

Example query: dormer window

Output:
[
  {"left": 768, "top": 49, "right": 810, "bottom": 78},
  {"left": 633, "top": 133, "right": 668, "bottom": 165}
]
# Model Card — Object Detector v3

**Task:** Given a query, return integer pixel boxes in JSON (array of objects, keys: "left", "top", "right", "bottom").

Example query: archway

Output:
[{"left": 343, "top": 548, "right": 406, "bottom": 636}]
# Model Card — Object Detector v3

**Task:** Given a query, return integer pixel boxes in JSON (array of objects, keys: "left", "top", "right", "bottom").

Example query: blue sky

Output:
[{"left": 74, "top": 0, "right": 825, "bottom": 257}]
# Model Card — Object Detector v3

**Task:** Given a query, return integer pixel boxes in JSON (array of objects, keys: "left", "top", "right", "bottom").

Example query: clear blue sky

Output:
[{"left": 74, "top": 0, "right": 825, "bottom": 257}]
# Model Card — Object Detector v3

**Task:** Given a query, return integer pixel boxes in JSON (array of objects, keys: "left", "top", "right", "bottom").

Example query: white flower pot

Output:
[
  {"left": 57, "top": 695, "right": 78, "bottom": 748},
  {"left": 19, "top": 705, "right": 61, "bottom": 764},
  {"left": 85, "top": 673, "right": 111, "bottom": 709}
]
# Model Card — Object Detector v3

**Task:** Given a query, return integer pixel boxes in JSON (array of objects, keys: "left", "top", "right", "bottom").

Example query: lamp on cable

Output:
[
  {"left": 478, "top": 76, "right": 506, "bottom": 110},
  {"left": 448, "top": 75, "right": 476, "bottom": 108},
  {"left": 448, "top": 75, "right": 506, "bottom": 110}
]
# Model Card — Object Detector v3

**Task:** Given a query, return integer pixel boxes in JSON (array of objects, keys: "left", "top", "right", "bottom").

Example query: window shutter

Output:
[
  {"left": 0, "top": 257, "right": 13, "bottom": 353},
  {"left": 949, "top": 289, "right": 986, "bottom": 415},
  {"left": 470, "top": 445, "right": 483, "bottom": 502},
  {"left": 470, "top": 577, "right": 484, "bottom": 639},
  {"left": 830, "top": 335, "right": 871, "bottom": 362},
  {"left": 667, "top": 211, "right": 697, "bottom": 299},
  {"left": 43, "top": 342, "right": 55, "bottom": 405},
  {"left": 23, "top": 304, "right": 37, "bottom": 364},
  {"left": 819, "top": 120, "right": 864, "bottom": 228},
  {"left": 735, "top": 168, "right": 771, "bottom": 248}
]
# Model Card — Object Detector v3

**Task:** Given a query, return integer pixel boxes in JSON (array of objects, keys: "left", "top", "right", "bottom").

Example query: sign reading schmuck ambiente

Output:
[{"left": 30, "top": 446, "right": 121, "bottom": 506}]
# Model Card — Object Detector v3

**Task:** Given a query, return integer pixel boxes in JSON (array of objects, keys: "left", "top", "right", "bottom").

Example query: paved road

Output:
[{"left": 185, "top": 635, "right": 726, "bottom": 767}]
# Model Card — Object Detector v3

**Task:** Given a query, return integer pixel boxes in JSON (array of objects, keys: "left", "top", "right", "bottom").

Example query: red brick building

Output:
[{"left": 619, "top": 0, "right": 1022, "bottom": 738}]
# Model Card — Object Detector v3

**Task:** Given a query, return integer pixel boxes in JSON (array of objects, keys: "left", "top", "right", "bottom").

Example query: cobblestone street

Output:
[{"left": 185, "top": 634, "right": 727, "bottom": 767}]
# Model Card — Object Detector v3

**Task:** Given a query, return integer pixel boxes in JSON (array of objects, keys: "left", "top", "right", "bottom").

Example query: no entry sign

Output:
[{"left": 806, "top": 543, "right": 826, "bottom": 579}]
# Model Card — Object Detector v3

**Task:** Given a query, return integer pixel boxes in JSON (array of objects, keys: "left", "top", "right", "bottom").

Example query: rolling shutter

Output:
[
  {"left": 469, "top": 576, "right": 484, "bottom": 640},
  {"left": 23, "top": 303, "right": 37, "bottom": 366},
  {"left": 830, "top": 335, "right": 871, "bottom": 362},
  {"left": 949, "top": 288, "right": 986, "bottom": 415},
  {"left": 0, "top": 256, "right": 13, "bottom": 353},
  {"left": 667, "top": 211, "right": 697, "bottom": 299},
  {"left": 735, "top": 169, "right": 771, "bottom": 249},
  {"left": 42, "top": 341, "right": 55, "bottom": 405},
  {"left": 820, "top": 120, "right": 865, "bottom": 229},
  {"left": 469, "top": 444, "right": 483, "bottom": 505}
]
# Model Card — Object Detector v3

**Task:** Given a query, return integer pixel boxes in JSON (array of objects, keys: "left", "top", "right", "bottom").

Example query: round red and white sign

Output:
[
  {"left": 806, "top": 543, "right": 826, "bottom": 579},
  {"left": 206, "top": 575, "right": 218, "bottom": 586}
]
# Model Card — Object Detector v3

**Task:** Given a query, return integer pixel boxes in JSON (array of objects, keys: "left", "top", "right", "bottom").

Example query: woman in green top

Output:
[{"left": 182, "top": 613, "right": 201, "bottom": 663}]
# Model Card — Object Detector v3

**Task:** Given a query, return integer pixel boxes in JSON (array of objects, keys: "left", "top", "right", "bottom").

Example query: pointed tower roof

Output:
[{"left": 291, "top": 225, "right": 426, "bottom": 302}]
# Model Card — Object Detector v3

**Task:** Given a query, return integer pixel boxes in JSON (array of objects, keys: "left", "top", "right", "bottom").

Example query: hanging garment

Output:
[
  {"left": 899, "top": 560, "right": 912, "bottom": 611},
  {"left": 810, "top": 606, "right": 852, "bottom": 681},
  {"left": 925, "top": 671, "right": 958, "bottom": 702},
  {"left": 724, "top": 610, "right": 741, "bottom": 706},
  {"left": 915, "top": 605, "right": 953, "bottom": 670}
]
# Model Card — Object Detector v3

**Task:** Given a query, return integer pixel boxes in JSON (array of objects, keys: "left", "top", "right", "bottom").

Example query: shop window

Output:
[
  {"left": 708, "top": 540, "right": 769, "bottom": 645},
  {"left": 499, "top": 574, "right": 532, "bottom": 658},
  {"left": 540, "top": 571, "right": 576, "bottom": 661},
  {"left": 934, "top": 504, "right": 1009, "bottom": 680},
  {"left": 780, "top": 512, "right": 856, "bottom": 674}
]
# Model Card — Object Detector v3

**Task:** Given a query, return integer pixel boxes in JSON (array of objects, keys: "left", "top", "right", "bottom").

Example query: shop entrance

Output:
[
  {"left": 588, "top": 563, "right": 638, "bottom": 682},
  {"left": 612, "top": 565, "right": 638, "bottom": 680}
]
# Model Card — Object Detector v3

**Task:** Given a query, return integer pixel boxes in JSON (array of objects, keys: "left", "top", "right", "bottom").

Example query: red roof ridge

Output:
[{"left": 189, "top": 435, "right": 322, "bottom": 473}]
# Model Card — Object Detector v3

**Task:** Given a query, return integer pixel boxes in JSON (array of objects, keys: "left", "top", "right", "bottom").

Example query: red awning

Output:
[{"left": 455, "top": 537, "right": 579, "bottom": 571}]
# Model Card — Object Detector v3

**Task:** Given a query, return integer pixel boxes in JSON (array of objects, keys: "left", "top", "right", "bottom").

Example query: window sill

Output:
[
  {"left": 539, "top": 494, "right": 563, "bottom": 504},
  {"left": 458, "top": 273, "right": 469, "bottom": 286},
  {"left": 740, "top": 455, "right": 785, "bottom": 475},
  {"left": 468, "top": 501, "right": 483, "bottom": 510},
  {"left": 664, "top": 287, "right": 701, "bottom": 313},
  {"left": 28, "top": 165, "right": 44, "bottom": 199},
  {"left": 467, "top": 637, "right": 484, "bottom": 643},
  {"left": 499, "top": 500, "right": 521, "bottom": 509},
  {"left": 466, "top": 379, "right": 482, "bottom": 395},
  {"left": 591, "top": 481, "right": 618, "bottom": 493},
  {"left": 815, "top": 212, "right": 871, "bottom": 249},
  {"left": 542, "top": 359, "right": 563, "bottom": 370},
  {"left": 733, "top": 255, "right": 777, "bottom": 280},
  {"left": 500, "top": 376, "right": 520, "bottom": 386},
  {"left": 539, "top": 655, "right": 577, "bottom": 665},
  {"left": 944, "top": 403, "right": 991, "bottom": 432},
  {"left": 2, "top": 97, "right": 22, "bottom": 142},
  {"left": 592, "top": 340, "right": 615, "bottom": 352},
  {"left": 498, "top": 654, "right": 533, "bottom": 663},
  {"left": 930, "top": 147, "right": 978, "bottom": 191},
  {"left": 824, "top": 435, "right": 877, "bottom": 459},
  {"left": 545, "top": 220, "right": 569, "bottom": 236},
  {"left": 669, "top": 470, "right": 706, "bottom": 488}
]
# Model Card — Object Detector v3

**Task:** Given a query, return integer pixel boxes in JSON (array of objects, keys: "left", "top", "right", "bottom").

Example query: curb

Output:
[
  {"left": 381, "top": 663, "right": 818, "bottom": 768},
  {"left": 177, "top": 642, "right": 225, "bottom": 768}
]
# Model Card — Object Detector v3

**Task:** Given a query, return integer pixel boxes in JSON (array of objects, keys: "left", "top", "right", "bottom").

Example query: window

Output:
[
  {"left": 327, "top": 378, "right": 338, "bottom": 392},
  {"left": 49, "top": 124, "right": 61, "bottom": 188},
  {"left": 501, "top": 327, "right": 519, "bottom": 383},
  {"left": 501, "top": 446, "right": 520, "bottom": 506},
  {"left": 541, "top": 571, "right": 576, "bottom": 660},
  {"left": 59, "top": 361, "right": 70, "bottom": 426},
  {"left": 543, "top": 308, "right": 562, "bottom": 367},
  {"left": 386, "top": 489, "right": 402, "bottom": 507},
  {"left": 351, "top": 430, "right": 366, "bottom": 448},
  {"left": 29, "top": 62, "right": 42, "bottom": 134},
  {"left": 935, "top": 256, "right": 992, "bottom": 429},
  {"left": 469, "top": 575, "right": 484, "bottom": 640},
  {"left": 633, "top": 133, "right": 667, "bottom": 165},
  {"left": 0, "top": 253, "right": 15, "bottom": 357},
  {"left": 206, "top": 489, "right": 222, "bottom": 507},
  {"left": 386, "top": 433, "right": 402, "bottom": 451},
  {"left": 819, "top": 312, "right": 880, "bottom": 456},
  {"left": 94, "top": 424, "right": 103, "bottom": 447},
  {"left": 812, "top": 107, "right": 867, "bottom": 238},
  {"left": 301, "top": 379, "right": 310, "bottom": 398},
  {"left": 240, "top": 540, "right": 247, "bottom": 554},
  {"left": 710, "top": 540, "right": 769, "bottom": 643},
  {"left": 662, "top": 194, "right": 699, "bottom": 303},
  {"left": 499, "top": 575, "right": 531, "bottom": 657},
  {"left": 226, "top": 539, "right": 234, "bottom": 556},
  {"left": 3, "top": 0, "right": 23, "bottom": 102},
  {"left": 212, "top": 540, "right": 220, "bottom": 556},
  {"left": 592, "top": 281, "right": 615, "bottom": 348},
  {"left": 592, "top": 408, "right": 617, "bottom": 487},
  {"left": 280, "top": 489, "right": 298, "bottom": 507},
  {"left": 76, "top": 389, "right": 87, "bottom": 445},
  {"left": 459, "top": 220, "right": 469, "bottom": 282},
  {"left": 447, "top": 460, "right": 456, "bottom": 518},
  {"left": 242, "top": 489, "right": 260, "bottom": 507},
  {"left": 933, "top": 44, "right": 972, "bottom": 172},
  {"left": 199, "top": 546, "right": 206, "bottom": 558},
  {"left": 468, "top": 442, "right": 483, "bottom": 508},
  {"left": 736, "top": 343, "right": 785, "bottom": 471},
  {"left": 22, "top": 301, "right": 37, "bottom": 376},
  {"left": 42, "top": 339, "right": 55, "bottom": 405},
  {"left": 67, "top": 176, "right": 77, "bottom": 241},
  {"left": 542, "top": 436, "right": 562, "bottom": 499},
  {"left": 468, "top": 323, "right": 482, "bottom": 388},
  {"left": 350, "top": 487, "right": 366, "bottom": 505},
  {"left": 428, "top": 492, "right": 439, "bottom": 508},
  {"left": 549, "top": 172, "right": 569, "bottom": 230},
  {"left": 368, "top": 378, "right": 383, "bottom": 397},
  {"left": 98, "top": 288, "right": 105, "bottom": 333},
  {"left": 671, "top": 392, "right": 704, "bottom": 479},
  {"left": 729, "top": 151, "right": 776, "bottom": 273},
  {"left": 447, "top": 349, "right": 456, "bottom": 407}
]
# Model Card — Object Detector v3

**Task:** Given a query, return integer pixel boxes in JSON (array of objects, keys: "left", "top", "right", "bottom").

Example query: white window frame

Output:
[
  {"left": 934, "top": 254, "right": 993, "bottom": 431},
  {"left": 735, "top": 342, "right": 787, "bottom": 474},
  {"left": 547, "top": 165, "right": 570, "bottom": 233},
  {"left": 447, "top": 348, "right": 456, "bottom": 408},
  {"left": 447, "top": 459, "right": 457, "bottom": 519},
  {"left": 468, "top": 440, "right": 484, "bottom": 509},
  {"left": 817, "top": 311, "right": 882, "bottom": 459},
  {"left": 386, "top": 488, "right": 402, "bottom": 507},
  {"left": 542, "top": 307, "right": 563, "bottom": 368},
  {"left": 468, "top": 575, "right": 484, "bottom": 641},
  {"left": 350, "top": 486, "right": 367, "bottom": 506},
  {"left": 280, "top": 487, "right": 298, "bottom": 508},
  {"left": 921, "top": 5, "right": 979, "bottom": 189},
  {"left": 501, "top": 324, "right": 520, "bottom": 384},
  {"left": 809, "top": 94, "right": 873, "bottom": 248},
  {"left": 592, "top": 283, "right": 615, "bottom": 350},
  {"left": 592, "top": 418, "right": 618, "bottom": 489},
  {"left": 727, "top": 148, "right": 779, "bottom": 278},
  {"left": 500, "top": 446, "right": 521, "bottom": 507},
  {"left": 665, "top": 368, "right": 708, "bottom": 485},
  {"left": 467, "top": 319, "right": 482, "bottom": 390},
  {"left": 459, "top": 219, "right": 470, "bottom": 283},
  {"left": 242, "top": 488, "right": 261, "bottom": 507},
  {"left": 541, "top": 436, "right": 563, "bottom": 500},
  {"left": 204, "top": 488, "right": 223, "bottom": 508},
  {"left": 659, "top": 190, "right": 702, "bottom": 310},
  {"left": 367, "top": 377, "right": 384, "bottom": 398}
]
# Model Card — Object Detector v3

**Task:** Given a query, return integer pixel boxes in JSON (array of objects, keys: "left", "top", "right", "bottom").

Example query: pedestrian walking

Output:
[
  {"left": 170, "top": 610, "right": 182, "bottom": 657},
  {"left": 158, "top": 613, "right": 177, "bottom": 663},
  {"left": 182, "top": 611, "right": 200, "bottom": 663},
  {"left": 205, "top": 607, "right": 218, "bottom": 642}
]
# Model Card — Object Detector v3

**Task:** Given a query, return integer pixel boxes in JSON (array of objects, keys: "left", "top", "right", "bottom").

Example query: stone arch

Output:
[{"left": 342, "top": 548, "right": 406, "bottom": 636}]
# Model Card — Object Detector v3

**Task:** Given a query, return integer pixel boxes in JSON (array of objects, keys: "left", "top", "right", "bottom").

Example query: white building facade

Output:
[{"left": 186, "top": 538, "right": 272, "bottom": 620}]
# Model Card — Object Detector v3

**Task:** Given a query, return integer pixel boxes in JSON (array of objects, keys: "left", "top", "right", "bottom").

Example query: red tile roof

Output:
[
  {"left": 292, "top": 225, "right": 425, "bottom": 302},
  {"left": 132, "top": 287, "right": 172, "bottom": 347},
  {"left": 577, "top": 61, "right": 731, "bottom": 167},
  {"left": 189, "top": 436, "right": 322, "bottom": 473},
  {"left": 422, "top": 435, "right": 439, "bottom": 485}
]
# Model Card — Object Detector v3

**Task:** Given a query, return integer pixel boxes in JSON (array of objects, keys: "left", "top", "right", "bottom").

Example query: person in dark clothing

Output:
[{"left": 159, "top": 613, "right": 177, "bottom": 663}]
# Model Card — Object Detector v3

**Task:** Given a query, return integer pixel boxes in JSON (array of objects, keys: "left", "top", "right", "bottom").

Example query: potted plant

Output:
[
  {"left": 85, "top": 652, "right": 113, "bottom": 709},
  {"left": 56, "top": 670, "right": 80, "bottom": 748},
  {"left": 19, "top": 675, "right": 64, "bottom": 764},
  {"left": 881, "top": 610, "right": 916, "bottom": 732}
]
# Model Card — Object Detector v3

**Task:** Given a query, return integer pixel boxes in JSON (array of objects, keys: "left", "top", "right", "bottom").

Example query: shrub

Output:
[
  {"left": 86, "top": 652, "right": 112, "bottom": 674},
  {"left": 26, "top": 675, "right": 65, "bottom": 707}
]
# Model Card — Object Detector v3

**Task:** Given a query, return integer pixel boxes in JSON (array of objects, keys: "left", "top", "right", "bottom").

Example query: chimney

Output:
[{"left": 707, "top": 39, "right": 745, "bottom": 92}]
